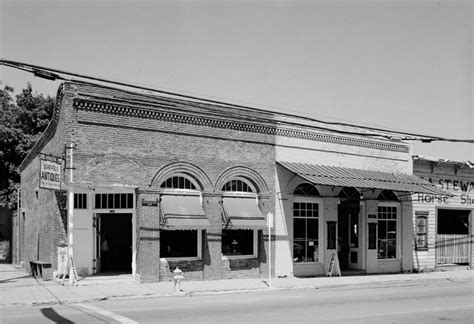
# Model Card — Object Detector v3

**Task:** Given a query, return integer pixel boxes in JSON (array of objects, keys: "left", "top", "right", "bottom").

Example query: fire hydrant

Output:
[{"left": 173, "top": 267, "right": 184, "bottom": 292}]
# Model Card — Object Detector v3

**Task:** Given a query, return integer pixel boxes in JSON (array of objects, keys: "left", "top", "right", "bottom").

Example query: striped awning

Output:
[
  {"left": 160, "top": 195, "right": 211, "bottom": 230},
  {"left": 278, "top": 161, "right": 449, "bottom": 195},
  {"left": 222, "top": 197, "right": 267, "bottom": 229}
]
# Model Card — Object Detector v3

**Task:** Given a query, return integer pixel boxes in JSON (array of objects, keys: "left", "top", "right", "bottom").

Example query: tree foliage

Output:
[{"left": 0, "top": 83, "right": 54, "bottom": 209}]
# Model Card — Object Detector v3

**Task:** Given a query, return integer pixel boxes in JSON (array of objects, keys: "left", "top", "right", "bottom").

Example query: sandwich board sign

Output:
[
  {"left": 39, "top": 159, "right": 62, "bottom": 190},
  {"left": 326, "top": 250, "right": 341, "bottom": 277}
]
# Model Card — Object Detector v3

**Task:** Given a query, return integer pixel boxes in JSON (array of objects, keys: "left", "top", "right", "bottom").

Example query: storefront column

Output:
[
  {"left": 136, "top": 190, "right": 161, "bottom": 282},
  {"left": 202, "top": 193, "right": 222, "bottom": 280},
  {"left": 401, "top": 199, "right": 415, "bottom": 272},
  {"left": 366, "top": 199, "right": 378, "bottom": 273}
]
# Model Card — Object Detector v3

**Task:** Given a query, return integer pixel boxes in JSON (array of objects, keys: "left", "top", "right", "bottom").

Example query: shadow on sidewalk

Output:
[{"left": 40, "top": 307, "right": 74, "bottom": 324}]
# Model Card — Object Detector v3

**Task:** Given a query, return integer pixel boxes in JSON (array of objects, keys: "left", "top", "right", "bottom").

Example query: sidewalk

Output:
[{"left": 1, "top": 263, "right": 472, "bottom": 307}]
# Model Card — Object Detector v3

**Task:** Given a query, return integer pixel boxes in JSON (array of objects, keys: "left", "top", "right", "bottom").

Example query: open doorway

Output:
[
  {"left": 98, "top": 213, "right": 132, "bottom": 273},
  {"left": 338, "top": 187, "right": 361, "bottom": 271},
  {"left": 436, "top": 209, "right": 471, "bottom": 266}
]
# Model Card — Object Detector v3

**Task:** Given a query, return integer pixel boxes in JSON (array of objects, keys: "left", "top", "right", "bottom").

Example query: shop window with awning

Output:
[
  {"left": 277, "top": 162, "right": 450, "bottom": 195},
  {"left": 158, "top": 174, "right": 210, "bottom": 259},
  {"left": 221, "top": 178, "right": 266, "bottom": 258},
  {"left": 222, "top": 196, "right": 267, "bottom": 230},
  {"left": 159, "top": 194, "right": 209, "bottom": 259},
  {"left": 160, "top": 195, "right": 210, "bottom": 230}
]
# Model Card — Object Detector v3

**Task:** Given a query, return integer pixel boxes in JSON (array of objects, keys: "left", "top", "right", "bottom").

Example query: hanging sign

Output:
[
  {"left": 39, "top": 159, "right": 62, "bottom": 190},
  {"left": 326, "top": 250, "right": 341, "bottom": 277}
]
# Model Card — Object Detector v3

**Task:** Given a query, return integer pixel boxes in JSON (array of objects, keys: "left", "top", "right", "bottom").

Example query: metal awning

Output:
[
  {"left": 160, "top": 195, "right": 211, "bottom": 230},
  {"left": 222, "top": 197, "right": 267, "bottom": 230},
  {"left": 278, "top": 161, "right": 449, "bottom": 195}
]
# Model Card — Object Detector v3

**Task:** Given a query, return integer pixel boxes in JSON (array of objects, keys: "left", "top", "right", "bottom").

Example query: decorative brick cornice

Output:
[{"left": 73, "top": 98, "right": 409, "bottom": 153}]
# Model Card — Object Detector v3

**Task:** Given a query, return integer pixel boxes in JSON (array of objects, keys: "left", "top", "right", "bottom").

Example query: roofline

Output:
[{"left": 412, "top": 155, "right": 474, "bottom": 168}]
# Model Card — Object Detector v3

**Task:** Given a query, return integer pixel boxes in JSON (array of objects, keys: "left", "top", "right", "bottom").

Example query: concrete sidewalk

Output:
[{"left": 1, "top": 263, "right": 472, "bottom": 307}]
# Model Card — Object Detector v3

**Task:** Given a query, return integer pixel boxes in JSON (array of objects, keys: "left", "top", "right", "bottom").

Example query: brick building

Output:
[
  {"left": 412, "top": 156, "right": 473, "bottom": 271},
  {"left": 18, "top": 81, "right": 447, "bottom": 282}
]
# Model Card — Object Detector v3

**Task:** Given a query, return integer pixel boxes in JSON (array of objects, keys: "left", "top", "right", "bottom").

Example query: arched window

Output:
[
  {"left": 339, "top": 187, "right": 360, "bottom": 200},
  {"left": 378, "top": 190, "right": 398, "bottom": 201},
  {"left": 160, "top": 175, "right": 197, "bottom": 190},
  {"left": 159, "top": 174, "right": 203, "bottom": 260},
  {"left": 221, "top": 178, "right": 261, "bottom": 258},
  {"left": 294, "top": 183, "right": 320, "bottom": 196},
  {"left": 222, "top": 178, "right": 255, "bottom": 193}
]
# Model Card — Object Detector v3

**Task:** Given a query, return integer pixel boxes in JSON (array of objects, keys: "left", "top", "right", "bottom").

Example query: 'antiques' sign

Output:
[{"left": 39, "top": 160, "right": 62, "bottom": 190}]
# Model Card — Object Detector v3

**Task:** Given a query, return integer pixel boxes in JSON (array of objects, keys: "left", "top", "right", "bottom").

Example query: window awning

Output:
[
  {"left": 222, "top": 197, "right": 267, "bottom": 230},
  {"left": 278, "top": 161, "right": 450, "bottom": 196},
  {"left": 160, "top": 195, "right": 211, "bottom": 230}
]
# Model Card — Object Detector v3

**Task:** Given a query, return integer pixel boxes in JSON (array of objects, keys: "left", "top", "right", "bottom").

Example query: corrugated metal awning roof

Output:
[
  {"left": 278, "top": 161, "right": 449, "bottom": 195},
  {"left": 222, "top": 197, "right": 267, "bottom": 230},
  {"left": 160, "top": 195, "right": 211, "bottom": 230}
]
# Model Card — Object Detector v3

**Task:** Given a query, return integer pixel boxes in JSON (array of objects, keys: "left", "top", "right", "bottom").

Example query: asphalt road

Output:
[{"left": 1, "top": 279, "right": 473, "bottom": 323}]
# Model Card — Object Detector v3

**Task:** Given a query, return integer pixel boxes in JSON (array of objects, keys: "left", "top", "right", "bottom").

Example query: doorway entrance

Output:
[
  {"left": 95, "top": 213, "right": 132, "bottom": 273},
  {"left": 436, "top": 209, "right": 471, "bottom": 266},
  {"left": 338, "top": 187, "right": 361, "bottom": 271}
]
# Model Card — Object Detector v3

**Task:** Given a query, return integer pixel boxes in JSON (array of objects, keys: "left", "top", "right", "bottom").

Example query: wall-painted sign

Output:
[
  {"left": 416, "top": 176, "right": 473, "bottom": 206},
  {"left": 39, "top": 160, "right": 62, "bottom": 190}
]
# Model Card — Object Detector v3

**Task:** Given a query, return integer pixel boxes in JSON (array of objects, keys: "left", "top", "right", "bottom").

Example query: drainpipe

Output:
[
  {"left": 16, "top": 188, "right": 21, "bottom": 266},
  {"left": 67, "top": 143, "right": 74, "bottom": 283}
]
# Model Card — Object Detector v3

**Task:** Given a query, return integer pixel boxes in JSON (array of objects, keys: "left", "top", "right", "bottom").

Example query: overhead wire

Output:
[{"left": 1, "top": 58, "right": 473, "bottom": 144}]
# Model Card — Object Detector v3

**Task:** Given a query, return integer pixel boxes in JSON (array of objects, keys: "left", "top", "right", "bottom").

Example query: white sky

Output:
[{"left": 1, "top": 0, "right": 473, "bottom": 161}]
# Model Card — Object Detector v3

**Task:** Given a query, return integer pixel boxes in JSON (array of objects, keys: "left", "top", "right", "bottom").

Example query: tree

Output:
[{"left": 0, "top": 83, "right": 54, "bottom": 209}]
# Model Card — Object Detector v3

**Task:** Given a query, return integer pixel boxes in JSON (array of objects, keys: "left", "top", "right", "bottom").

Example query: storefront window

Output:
[
  {"left": 222, "top": 230, "right": 254, "bottom": 256},
  {"left": 293, "top": 202, "right": 319, "bottom": 262},
  {"left": 221, "top": 178, "right": 260, "bottom": 258},
  {"left": 415, "top": 212, "right": 428, "bottom": 250},
  {"left": 377, "top": 206, "right": 397, "bottom": 259},
  {"left": 160, "top": 230, "right": 198, "bottom": 258}
]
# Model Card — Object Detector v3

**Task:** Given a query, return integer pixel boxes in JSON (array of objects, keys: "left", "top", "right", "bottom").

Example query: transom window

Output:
[
  {"left": 378, "top": 205, "right": 398, "bottom": 259},
  {"left": 339, "top": 187, "right": 360, "bottom": 200},
  {"left": 294, "top": 183, "right": 320, "bottom": 196},
  {"left": 378, "top": 190, "right": 398, "bottom": 201},
  {"left": 222, "top": 179, "right": 254, "bottom": 193},
  {"left": 95, "top": 193, "right": 133, "bottom": 209},
  {"left": 74, "top": 193, "right": 87, "bottom": 209},
  {"left": 160, "top": 176, "right": 197, "bottom": 190},
  {"left": 293, "top": 201, "right": 319, "bottom": 263}
]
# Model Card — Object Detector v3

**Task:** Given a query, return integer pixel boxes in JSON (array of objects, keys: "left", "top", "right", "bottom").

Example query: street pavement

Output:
[
  {"left": 0, "top": 262, "right": 472, "bottom": 307},
  {"left": 2, "top": 276, "right": 473, "bottom": 323}
]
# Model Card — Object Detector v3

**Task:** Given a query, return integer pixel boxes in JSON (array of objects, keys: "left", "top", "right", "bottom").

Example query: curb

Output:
[{"left": 1, "top": 273, "right": 472, "bottom": 307}]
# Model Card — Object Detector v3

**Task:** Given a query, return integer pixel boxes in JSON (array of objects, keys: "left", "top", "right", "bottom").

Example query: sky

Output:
[{"left": 1, "top": 0, "right": 473, "bottom": 162}]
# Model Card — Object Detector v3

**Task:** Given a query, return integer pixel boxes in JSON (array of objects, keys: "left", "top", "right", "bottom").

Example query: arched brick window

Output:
[
  {"left": 160, "top": 175, "right": 198, "bottom": 190},
  {"left": 222, "top": 178, "right": 254, "bottom": 193},
  {"left": 159, "top": 174, "right": 205, "bottom": 260},
  {"left": 221, "top": 178, "right": 263, "bottom": 258}
]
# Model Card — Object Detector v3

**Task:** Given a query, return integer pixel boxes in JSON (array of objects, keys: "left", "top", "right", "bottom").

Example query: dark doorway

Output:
[
  {"left": 436, "top": 209, "right": 471, "bottom": 265},
  {"left": 338, "top": 187, "right": 360, "bottom": 271},
  {"left": 100, "top": 213, "right": 132, "bottom": 273}
]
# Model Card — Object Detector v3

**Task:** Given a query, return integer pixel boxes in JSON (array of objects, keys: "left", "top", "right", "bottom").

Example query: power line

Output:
[{"left": 1, "top": 58, "right": 473, "bottom": 144}]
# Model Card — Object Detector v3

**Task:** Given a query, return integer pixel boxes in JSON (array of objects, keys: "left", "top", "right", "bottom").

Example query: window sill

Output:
[
  {"left": 415, "top": 248, "right": 429, "bottom": 251},
  {"left": 160, "top": 257, "right": 201, "bottom": 262},
  {"left": 222, "top": 255, "right": 257, "bottom": 260},
  {"left": 293, "top": 261, "right": 321, "bottom": 265},
  {"left": 377, "top": 258, "right": 400, "bottom": 262}
]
